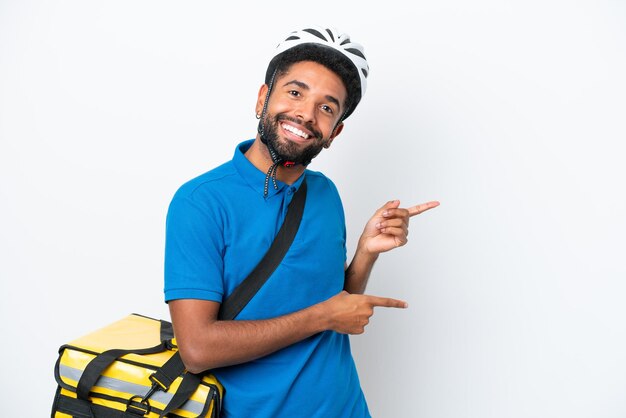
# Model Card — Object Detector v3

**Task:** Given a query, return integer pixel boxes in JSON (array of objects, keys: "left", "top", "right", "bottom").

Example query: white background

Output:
[{"left": 1, "top": 1, "right": 625, "bottom": 417}]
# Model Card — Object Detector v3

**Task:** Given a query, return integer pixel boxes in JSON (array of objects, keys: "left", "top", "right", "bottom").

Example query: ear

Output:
[
  {"left": 324, "top": 122, "right": 344, "bottom": 148},
  {"left": 256, "top": 84, "right": 269, "bottom": 116}
]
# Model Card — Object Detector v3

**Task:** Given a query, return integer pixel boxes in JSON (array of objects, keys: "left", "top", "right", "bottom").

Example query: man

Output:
[{"left": 164, "top": 26, "right": 439, "bottom": 417}]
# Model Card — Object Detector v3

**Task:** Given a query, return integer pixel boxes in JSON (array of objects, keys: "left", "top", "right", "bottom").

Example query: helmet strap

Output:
[
  {"left": 258, "top": 69, "right": 278, "bottom": 155},
  {"left": 258, "top": 69, "right": 301, "bottom": 197}
]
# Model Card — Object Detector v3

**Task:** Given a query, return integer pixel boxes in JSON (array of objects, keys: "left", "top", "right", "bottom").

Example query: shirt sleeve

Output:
[{"left": 164, "top": 190, "right": 225, "bottom": 303}]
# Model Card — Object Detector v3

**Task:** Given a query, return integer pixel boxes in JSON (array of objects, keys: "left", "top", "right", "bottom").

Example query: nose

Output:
[{"left": 294, "top": 100, "right": 316, "bottom": 124}]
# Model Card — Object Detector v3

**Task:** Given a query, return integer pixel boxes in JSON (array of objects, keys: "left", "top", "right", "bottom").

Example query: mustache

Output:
[{"left": 275, "top": 114, "right": 323, "bottom": 140}]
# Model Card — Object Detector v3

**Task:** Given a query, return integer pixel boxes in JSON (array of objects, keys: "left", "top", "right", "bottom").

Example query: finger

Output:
[
  {"left": 377, "top": 200, "right": 401, "bottom": 215},
  {"left": 407, "top": 201, "right": 440, "bottom": 217},
  {"left": 377, "top": 226, "right": 408, "bottom": 239},
  {"left": 382, "top": 207, "right": 409, "bottom": 219},
  {"left": 376, "top": 218, "right": 408, "bottom": 230},
  {"left": 365, "top": 295, "right": 409, "bottom": 309}
]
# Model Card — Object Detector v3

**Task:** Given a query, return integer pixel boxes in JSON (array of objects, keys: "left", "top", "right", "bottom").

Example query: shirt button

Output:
[{"left": 287, "top": 188, "right": 294, "bottom": 195}]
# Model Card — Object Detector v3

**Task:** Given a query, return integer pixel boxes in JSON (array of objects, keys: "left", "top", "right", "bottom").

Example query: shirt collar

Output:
[{"left": 233, "top": 139, "right": 306, "bottom": 199}]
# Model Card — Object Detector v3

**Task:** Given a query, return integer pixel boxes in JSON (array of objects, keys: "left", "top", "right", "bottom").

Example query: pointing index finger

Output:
[
  {"left": 407, "top": 201, "right": 440, "bottom": 217},
  {"left": 366, "top": 295, "right": 409, "bottom": 309}
]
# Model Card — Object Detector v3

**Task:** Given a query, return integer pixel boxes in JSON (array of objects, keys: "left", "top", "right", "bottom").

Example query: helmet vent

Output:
[
  {"left": 345, "top": 48, "right": 365, "bottom": 60},
  {"left": 303, "top": 28, "right": 326, "bottom": 40}
]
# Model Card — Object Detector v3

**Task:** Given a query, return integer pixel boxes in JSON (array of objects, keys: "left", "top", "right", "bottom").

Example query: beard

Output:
[{"left": 259, "top": 113, "right": 329, "bottom": 165}]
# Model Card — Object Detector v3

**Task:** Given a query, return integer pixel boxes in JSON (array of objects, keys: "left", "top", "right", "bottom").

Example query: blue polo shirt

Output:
[{"left": 164, "top": 140, "right": 371, "bottom": 418}]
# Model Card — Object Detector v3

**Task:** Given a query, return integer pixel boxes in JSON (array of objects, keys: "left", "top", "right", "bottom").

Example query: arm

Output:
[
  {"left": 344, "top": 200, "right": 440, "bottom": 294},
  {"left": 170, "top": 299, "right": 324, "bottom": 373},
  {"left": 167, "top": 194, "right": 433, "bottom": 373},
  {"left": 170, "top": 292, "right": 407, "bottom": 374},
  {"left": 164, "top": 194, "right": 405, "bottom": 374},
  {"left": 344, "top": 246, "right": 378, "bottom": 294}
]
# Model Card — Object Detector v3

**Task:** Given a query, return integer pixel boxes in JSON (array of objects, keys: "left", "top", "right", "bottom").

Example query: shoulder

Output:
[
  {"left": 304, "top": 169, "right": 344, "bottom": 215},
  {"left": 167, "top": 161, "right": 241, "bottom": 224},
  {"left": 304, "top": 169, "right": 340, "bottom": 195},
  {"left": 173, "top": 161, "right": 238, "bottom": 202}
]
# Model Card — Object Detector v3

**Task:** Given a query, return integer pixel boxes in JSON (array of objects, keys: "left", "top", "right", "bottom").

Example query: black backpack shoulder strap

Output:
[{"left": 218, "top": 177, "right": 307, "bottom": 321}]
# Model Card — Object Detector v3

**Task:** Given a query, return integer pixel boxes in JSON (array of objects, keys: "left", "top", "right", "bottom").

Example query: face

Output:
[{"left": 257, "top": 61, "right": 347, "bottom": 164}]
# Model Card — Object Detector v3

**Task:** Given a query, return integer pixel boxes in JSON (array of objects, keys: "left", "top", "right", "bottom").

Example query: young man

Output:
[{"left": 164, "top": 26, "right": 438, "bottom": 417}]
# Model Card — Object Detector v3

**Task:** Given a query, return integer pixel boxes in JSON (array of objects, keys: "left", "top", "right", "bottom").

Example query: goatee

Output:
[{"left": 259, "top": 113, "right": 327, "bottom": 166}]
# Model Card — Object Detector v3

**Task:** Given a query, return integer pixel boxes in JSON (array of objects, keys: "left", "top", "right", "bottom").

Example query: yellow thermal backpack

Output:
[
  {"left": 51, "top": 179, "right": 307, "bottom": 417},
  {"left": 51, "top": 313, "right": 223, "bottom": 417}
]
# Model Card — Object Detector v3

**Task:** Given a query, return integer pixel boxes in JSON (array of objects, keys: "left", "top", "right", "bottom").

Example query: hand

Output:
[
  {"left": 320, "top": 291, "right": 408, "bottom": 335},
  {"left": 358, "top": 200, "right": 440, "bottom": 255}
]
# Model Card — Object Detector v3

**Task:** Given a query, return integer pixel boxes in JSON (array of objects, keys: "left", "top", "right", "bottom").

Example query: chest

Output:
[{"left": 220, "top": 187, "right": 346, "bottom": 318}]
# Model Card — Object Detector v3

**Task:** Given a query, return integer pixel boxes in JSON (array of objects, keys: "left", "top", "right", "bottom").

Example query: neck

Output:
[{"left": 245, "top": 136, "right": 306, "bottom": 185}]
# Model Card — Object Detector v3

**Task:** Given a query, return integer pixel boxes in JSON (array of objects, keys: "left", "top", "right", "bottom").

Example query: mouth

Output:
[{"left": 281, "top": 122, "right": 311, "bottom": 143}]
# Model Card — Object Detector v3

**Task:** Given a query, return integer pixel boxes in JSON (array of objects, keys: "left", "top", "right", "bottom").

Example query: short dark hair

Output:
[{"left": 265, "top": 44, "right": 362, "bottom": 120}]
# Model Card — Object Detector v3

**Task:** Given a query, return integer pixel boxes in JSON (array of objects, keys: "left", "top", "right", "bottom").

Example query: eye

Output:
[
  {"left": 288, "top": 90, "right": 301, "bottom": 97},
  {"left": 320, "top": 104, "right": 334, "bottom": 115}
]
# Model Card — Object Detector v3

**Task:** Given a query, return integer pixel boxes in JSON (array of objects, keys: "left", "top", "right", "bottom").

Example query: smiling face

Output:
[{"left": 257, "top": 61, "right": 347, "bottom": 164}]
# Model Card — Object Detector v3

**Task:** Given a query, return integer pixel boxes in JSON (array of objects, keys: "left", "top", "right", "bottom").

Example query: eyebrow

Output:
[{"left": 282, "top": 80, "right": 342, "bottom": 111}]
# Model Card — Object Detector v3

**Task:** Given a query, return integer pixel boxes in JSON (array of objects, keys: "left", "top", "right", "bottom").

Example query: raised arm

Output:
[{"left": 344, "top": 199, "right": 440, "bottom": 294}]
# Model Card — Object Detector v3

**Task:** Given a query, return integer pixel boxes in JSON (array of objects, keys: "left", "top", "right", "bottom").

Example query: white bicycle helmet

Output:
[{"left": 265, "top": 26, "right": 369, "bottom": 120}]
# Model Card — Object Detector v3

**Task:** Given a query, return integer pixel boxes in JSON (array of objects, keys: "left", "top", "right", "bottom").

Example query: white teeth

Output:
[{"left": 282, "top": 123, "right": 309, "bottom": 139}]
